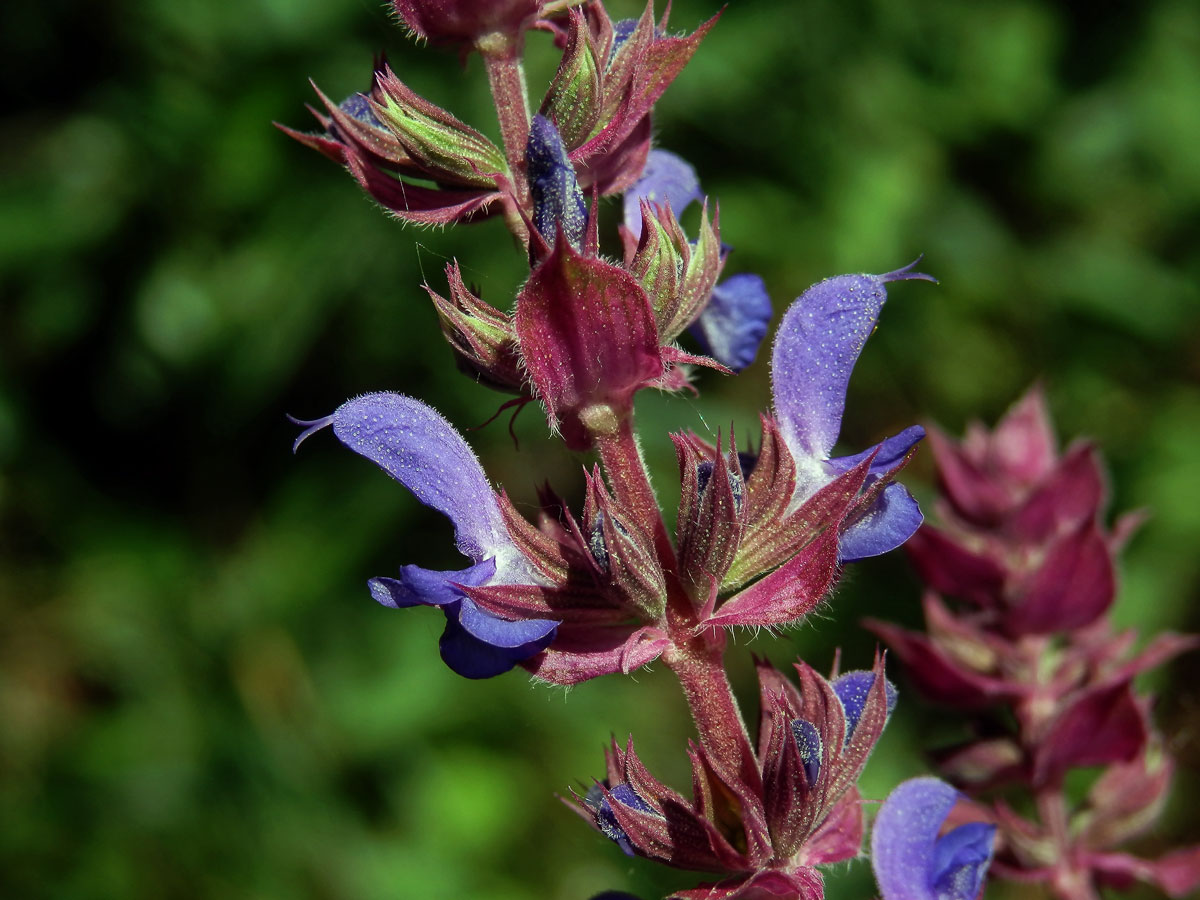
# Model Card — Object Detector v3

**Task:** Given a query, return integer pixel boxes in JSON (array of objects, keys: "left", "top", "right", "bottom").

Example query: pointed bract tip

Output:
[
  {"left": 879, "top": 255, "right": 937, "bottom": 285},
  {"left": 288, "top": 413, "right": 335, "bottom": 453}
]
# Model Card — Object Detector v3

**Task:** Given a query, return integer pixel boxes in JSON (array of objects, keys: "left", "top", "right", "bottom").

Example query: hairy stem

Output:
[
  {"left": 478, "top": 33, "right": 531, "bottom": 214},
  {"left": 666, "top": 633, "right": 761, "bottom": 794},
  {"left": 595, "top": 416, "right": 758, "bottom": 794},
  {"left": 593, "top": 414, "right": 676, "bottom": 574}
]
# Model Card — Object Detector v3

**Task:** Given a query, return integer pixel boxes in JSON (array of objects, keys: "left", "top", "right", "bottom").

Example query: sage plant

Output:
[{"left": 284, "top": 2, "right": 997, "bottom": 897}]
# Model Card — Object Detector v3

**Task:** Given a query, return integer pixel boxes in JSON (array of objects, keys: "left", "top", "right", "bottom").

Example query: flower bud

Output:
[
  {"left": 526, "top": 115, "right": 587, "bottom": 251},
  {"left": 426, "top": 262, "right": 524, "bottom": 392}
]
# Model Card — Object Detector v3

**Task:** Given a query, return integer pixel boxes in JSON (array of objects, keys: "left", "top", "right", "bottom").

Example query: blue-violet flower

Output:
[
  {"left": 292, "top": 393, "right": 557, "bottom": 678},
  {"left": 527, "top": 114, "right": 587, "bottom": 250},
  {"left": 770, "top": 262, "right": 933, "bottom": 560},
  {"left": 872, "top": 776, "right": 996, "bottom": 900}
]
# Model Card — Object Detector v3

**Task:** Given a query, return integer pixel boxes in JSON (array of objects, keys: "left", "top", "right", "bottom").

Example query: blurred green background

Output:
[{"left": 2, "top": 0, "right": 1198, "bottom": 897}]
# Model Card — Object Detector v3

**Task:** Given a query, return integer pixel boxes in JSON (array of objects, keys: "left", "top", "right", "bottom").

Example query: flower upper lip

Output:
[{"left": 769, "top": 263, "right": 934, "bottom": 560}]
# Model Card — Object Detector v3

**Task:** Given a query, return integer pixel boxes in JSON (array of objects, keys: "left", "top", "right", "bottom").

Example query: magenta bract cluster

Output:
[
  {"left": 287, "top": 0, "right": 932, "bottom": 682},
  {"left": 870, "top": 388, "right": 1200, "bottom": 898},
  {"left": 280, "top": 4, "right": 713, "bottom": 227},
  {"left": 293, "top": 258, "right": 926, "bottom": 681}
]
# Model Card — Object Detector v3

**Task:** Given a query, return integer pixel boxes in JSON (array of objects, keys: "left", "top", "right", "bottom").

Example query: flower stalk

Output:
[
  {"left": 592, "top": 413, "right": 676, "bottom": 577},
  {"left": 663, "top": 632, "right": 760, "bottom": 793},
  {"left": 478, "top": 31, "right": 533, "bottom": 217}
]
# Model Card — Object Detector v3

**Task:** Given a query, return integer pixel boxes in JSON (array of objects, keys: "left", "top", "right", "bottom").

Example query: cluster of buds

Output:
[
  {"left": 577, "top": 658, "right": 1000, "bottom": 900},
  {"left": 279, "top": 3, "right": 714, "bottom": 230},
  {"left": 869, "top": 388, "right": 1200, "bottom": 899},
  {"left": 285, "top": 3, "right": 1005, "bottom": 899},
  {"left": 576, "top": 658, "right": 897, "bottom": 899}
]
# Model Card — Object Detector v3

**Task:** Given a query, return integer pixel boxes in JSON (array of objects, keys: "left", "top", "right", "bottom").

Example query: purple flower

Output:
[
  {"left": 770, "top": 262, "right": 933, "bottom": 561},
  {"left": 527, "top": 115, "right": 587, "bottom": 250},
  {"left": 337, "top": 92, "right": 382, "bottom": 129},
  {"left": 832, "top": 669, "right": 898, "bottom": 739},
  {"left": 584, "top": 782, "right": 657, "bottom": 857},
  {"left": 690, "top": 274, "right": 772, "bottom": 373},
  {"left": 789, "top": 668, "right": 899, "bottom": 794},
  {"left": 872, "top": 777, "right": 996, "bottom": 900},
  {"left": 623, "top": 149, "right": 772, "bottom": 372},
  {"left": 622, "top": 150, "right": 702, "bottom": 236},
  {"left": 292, "top": 393, "right": 556, "bottom": 678},
  {"left": 790, "top": 718, "right": 823, "bottom": 787},
  {"left": 609, "top": 18, "right": 641, "bottom": 58}
]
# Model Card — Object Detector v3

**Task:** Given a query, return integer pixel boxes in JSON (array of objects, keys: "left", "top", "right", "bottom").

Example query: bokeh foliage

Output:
[{"left": 2, "top": 0, "right": 1198, "bottom": 898}]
